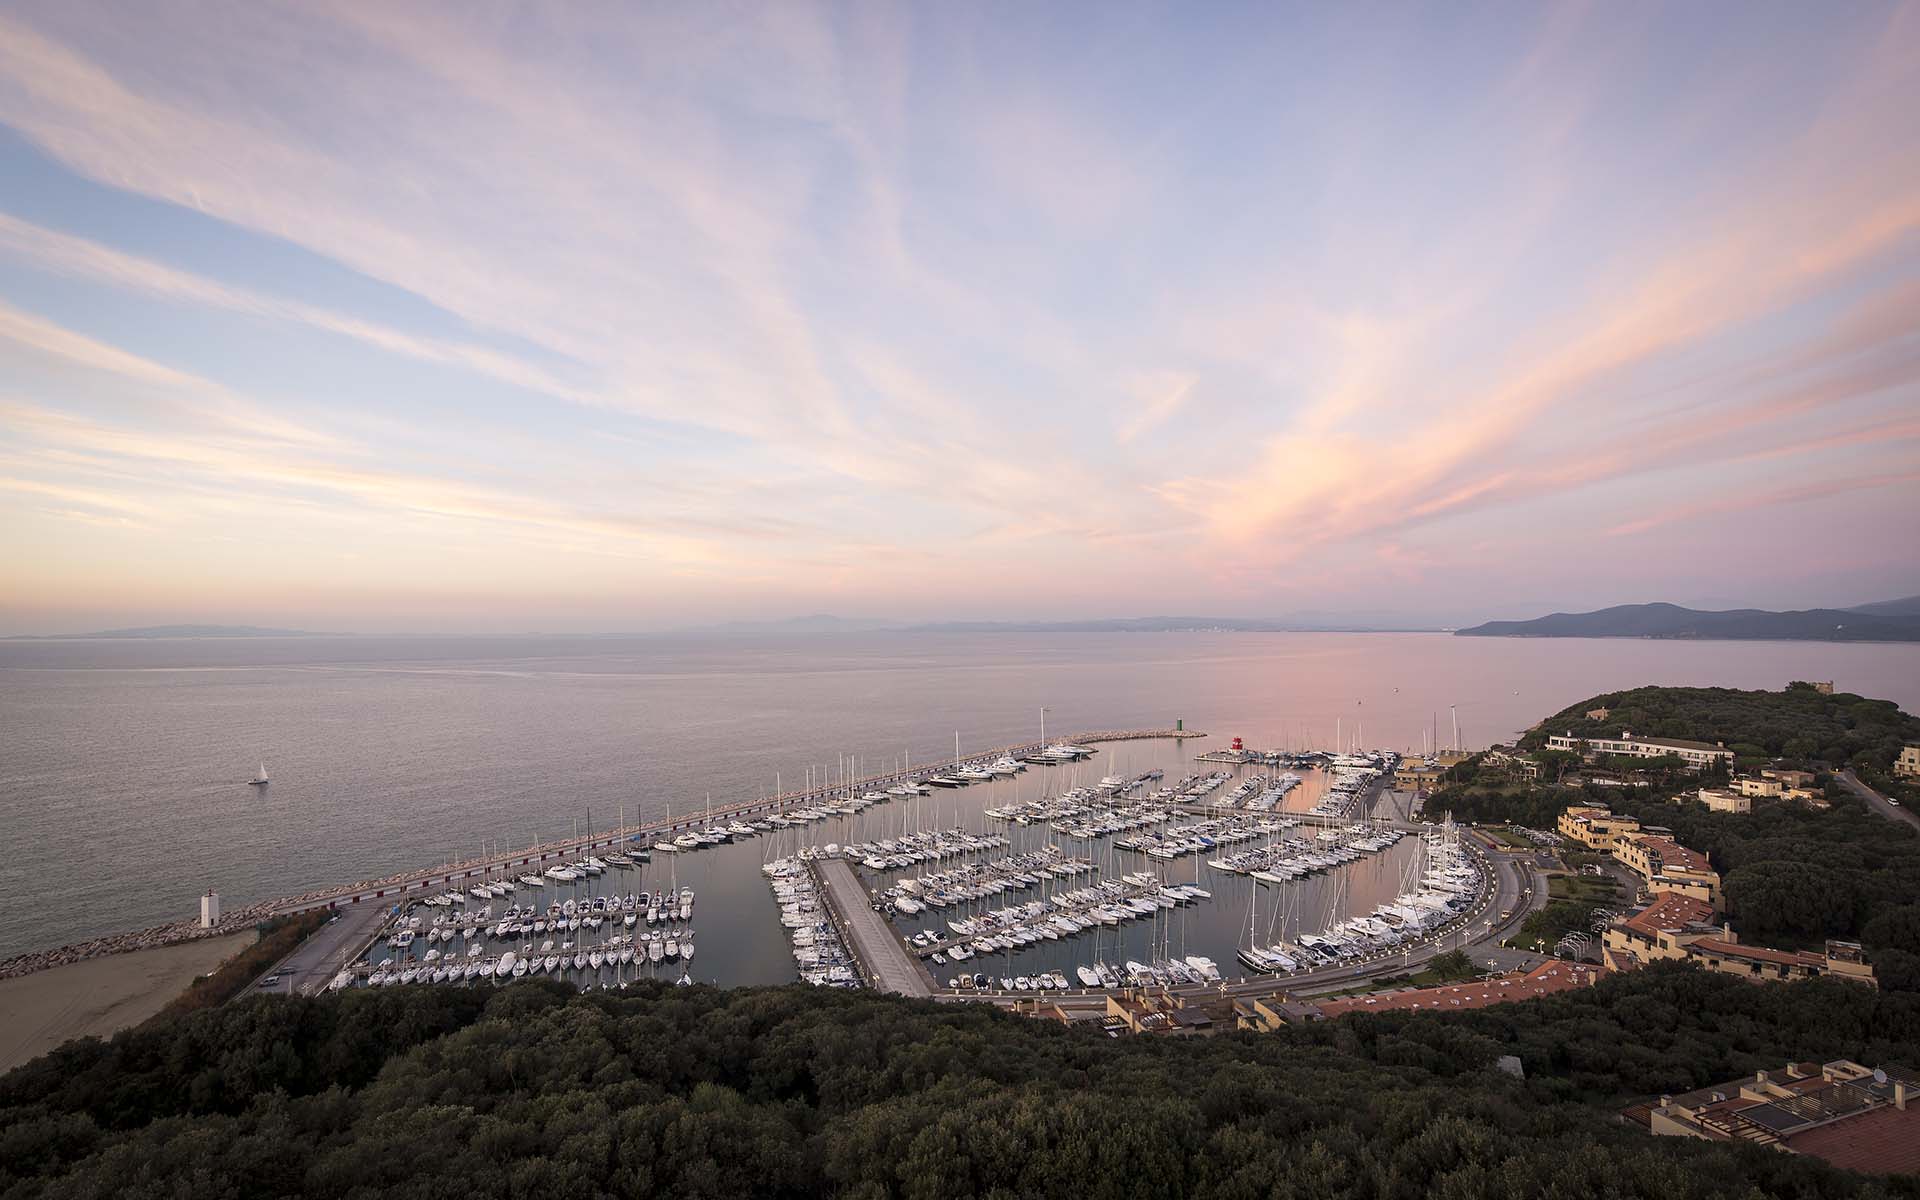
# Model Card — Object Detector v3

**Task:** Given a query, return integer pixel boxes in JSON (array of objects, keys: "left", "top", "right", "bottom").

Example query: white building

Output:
[
  {"left": 1697, "top": 787, "right": 1752, "bottom": 814},
  {"left": 1545, "top": 729, "right": 1734, "bottom": 772},
  {"left": 200, "top": 890, "right": 221, "bottom": 929}
]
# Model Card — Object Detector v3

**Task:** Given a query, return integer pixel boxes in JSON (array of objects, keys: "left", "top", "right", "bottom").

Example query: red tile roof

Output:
[
  {"left": 1630, "top": 835, "right": 1713, "bottom": 874},
  {"left": 1689, "top": 938, "right": 1824, "bottom": 968},
  {"left": 1315, "top": 960, "right": 1602, "bottom": 1017},
  {"left": 1622, "top": 892, "right": 1717, "bottom": 935},
  {"left": 1784, "top": 1102, "right": 1920, "bottom": 1175}
]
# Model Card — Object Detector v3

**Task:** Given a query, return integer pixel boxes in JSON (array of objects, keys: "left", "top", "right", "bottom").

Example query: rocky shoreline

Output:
[{"left": 0, "top": 905, "right": 280, "bottom": 982}]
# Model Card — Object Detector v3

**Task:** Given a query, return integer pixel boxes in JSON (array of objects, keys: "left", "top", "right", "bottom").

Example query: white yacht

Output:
[{"left": 1183, "top": 955, "right": 1222, "bottom": 982}]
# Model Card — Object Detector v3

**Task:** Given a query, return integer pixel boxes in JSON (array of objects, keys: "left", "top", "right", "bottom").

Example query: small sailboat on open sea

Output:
[{"left": 248, "top": 762, "right": 270, "bottom": 787}]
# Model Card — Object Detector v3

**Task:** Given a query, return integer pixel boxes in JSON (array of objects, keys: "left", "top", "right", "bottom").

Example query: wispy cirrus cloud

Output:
[
  {"left": 1155, "top": 3, "right": 1920, "bottom": 573},
  {"left": 1606, "top": 470, "right": 1920, "bottom": 538},
  {"left": 0, "top": 213, "right": 601, "bottom": 409},
  {"left": 0, "top": 2, "right": 1914, "bottom": 628}
]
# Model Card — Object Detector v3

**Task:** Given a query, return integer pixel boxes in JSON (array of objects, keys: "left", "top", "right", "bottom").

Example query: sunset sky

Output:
[{"left": 1, "top": 3, "right": 1917, "bottom": 633}]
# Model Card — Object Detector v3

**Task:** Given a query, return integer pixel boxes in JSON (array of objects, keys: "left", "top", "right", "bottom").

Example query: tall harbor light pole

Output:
[{"left": 1040, "top": 706, "right": 1049, "bottom": 749}]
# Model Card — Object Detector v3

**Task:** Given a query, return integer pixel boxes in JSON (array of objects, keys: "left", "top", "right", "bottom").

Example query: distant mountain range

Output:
[
  {"left": 1456, "top": 598, "right": 1920, "bottom": 642},
  {"left": 16, "top": 624, "right": 334, "bottom": 640},
  {"left": 25, "top": 600, "right": 1918, "bottom": 642},
  {"left": 691, "top": 614, "right": 905, "bottom": 635},
  {"left": 905, "top": 616, "right": 1434, "bottom": 633},
  {"left": 689, "top": 613, "right": 1441, "bottom": 635}
]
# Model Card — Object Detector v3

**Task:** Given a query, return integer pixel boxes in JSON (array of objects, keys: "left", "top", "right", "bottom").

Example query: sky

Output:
[{"left": 0, "top": 2, "right": 1917, "bottom": 635}]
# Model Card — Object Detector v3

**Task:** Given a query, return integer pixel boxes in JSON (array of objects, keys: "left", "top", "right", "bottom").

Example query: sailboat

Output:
[{"left": 247, "top": 762, "right": 270, "bottom": 787}]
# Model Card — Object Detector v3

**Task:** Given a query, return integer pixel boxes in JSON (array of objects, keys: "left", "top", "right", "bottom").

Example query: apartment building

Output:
[
  {"left": 1602, "top": 892, "right": 1720, "bottom": 968},
  {"left": 1545, "top": 729, "right": 1735, "bottom": 771},
  {"left": 1556, "top": 804, "right": 1642, "bottom": 850},
  {"left": 1898, "top": 745, "right": 1920, "bottom": 780},
  {"left": 1627, "top": 1060, "right": 1918, "bottom": 1175},
  {"left": 1697, "top": 787, "right": 1753, "bottom": 814},
  {"left": 1614, "top": 832, "right": 1722, "bottom": 906}
]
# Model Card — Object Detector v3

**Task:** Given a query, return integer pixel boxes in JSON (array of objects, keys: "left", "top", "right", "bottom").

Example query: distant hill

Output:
[
  {"left": 20, "top": 624, "right": 333, "bottom": 640},
  {"left": 906, "top": 615, "right": 1436, "bottom": 633},
  {"left": 1456, "top": 601, "right": 1920, "bottom": 642},
  {"left": 690, "top": 613, "right": 1443, "bottom": 635},
  {"left": 689, "top": 614, "right": 904, "bottom": 634},
  {"left": 1846, "top": 594, "right": 1920, "bottom": 617}
]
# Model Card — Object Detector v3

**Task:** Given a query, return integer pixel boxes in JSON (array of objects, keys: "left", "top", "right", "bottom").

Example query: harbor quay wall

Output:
[
  {"left": 0, "top": 729, "right": 1204, "bottom": 981},
  {"left": 0, "top": 906, "right": 281, "bottom": 981}
]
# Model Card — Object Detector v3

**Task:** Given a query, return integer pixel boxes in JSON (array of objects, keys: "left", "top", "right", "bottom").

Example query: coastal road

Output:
[
  {"left": 269, "top": 903, "right": 394, "bottom": 997},
  {"left": 1838, "top": 770, "right": 1920, "bottom": 832}
]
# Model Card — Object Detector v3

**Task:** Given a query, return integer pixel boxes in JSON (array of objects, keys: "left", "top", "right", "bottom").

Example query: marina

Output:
[
  {"left": 12, "top": 631, "right": 1914, "bottom": 972},
  {"left": 313, "top": 727, "right": 1492, "bottom": 1002}
]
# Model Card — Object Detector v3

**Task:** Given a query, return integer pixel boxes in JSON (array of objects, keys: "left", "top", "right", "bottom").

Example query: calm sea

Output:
[{"left": 3, "top": 631, "right": 1916, "bottom": 966}]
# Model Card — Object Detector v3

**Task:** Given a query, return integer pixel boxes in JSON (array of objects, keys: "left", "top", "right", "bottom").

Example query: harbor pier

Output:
[
  {"left": 255, "top": 727, "right": 1204, "bottom": 922},
  {"left": 812, "top": 858, "right": 932, "bottom": 997}
]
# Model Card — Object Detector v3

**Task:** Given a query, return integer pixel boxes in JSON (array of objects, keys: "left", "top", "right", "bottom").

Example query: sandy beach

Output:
[{"left": 0, "top": 930, "right": 258, "bottom": 1074}]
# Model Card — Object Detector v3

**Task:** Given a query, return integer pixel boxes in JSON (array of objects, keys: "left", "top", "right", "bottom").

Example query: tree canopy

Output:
[
  {"left": 4, "top": 971, "right": 1920, "bottom": 1198},
  {"left": 1518, "top": 684, "right": 1920, "bottom": 773}
]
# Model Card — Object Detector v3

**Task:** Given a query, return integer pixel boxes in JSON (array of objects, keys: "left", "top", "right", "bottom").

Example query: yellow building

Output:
[
  {"left": 1557, "top": 805, "right": 1642, "bottom": 850},
  {"left": 1233, "top": 995, "right": 1324, "bottom": 1032},
  {"left": 1898, "top": 745, "right": 1920, "bottom": 780},
  {"left": 1105, "top": 988, "right": 1236, "bottom": 1036},
  {"left": 1614, "top": 833, "right": 1722, "bottom": 906},
  {"left": 1631, "top": 1059, "right": 1916, "bottom": 1175},
  {"left": 1697, "top": 787, "right": 1753, "bottom": 814},
  {"left": 1394, "top": 760, "right": 1446, "bottom": 791},
  {"left": 1685, "top": 938, "right": 1876, "bottom": 987},
  {"left": 1737, "top": 768, "right": 1825, "bottom": 807},
  {"left": 1603, "top": 892, "right": 1721, "bottom": 968},
  {"left": 1604, "top": 895, "right": 1878, "bottom": 988}
]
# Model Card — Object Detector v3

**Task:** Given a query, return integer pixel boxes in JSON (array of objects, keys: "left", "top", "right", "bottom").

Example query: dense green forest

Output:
[
  {"left": 4, "top": 970, "right": 1920, "bottom": 1199},
  {"left": 1438, "top": 685, "right": 1920, "bottom": 987},
  {"left": 1517, "top": 683, "right": 1920, "bottom": 772}
]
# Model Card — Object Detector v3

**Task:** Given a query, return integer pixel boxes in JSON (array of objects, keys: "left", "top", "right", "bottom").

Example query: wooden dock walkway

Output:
[{"left": 812, "top": 858, "right": 932, "bottom": 997}]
